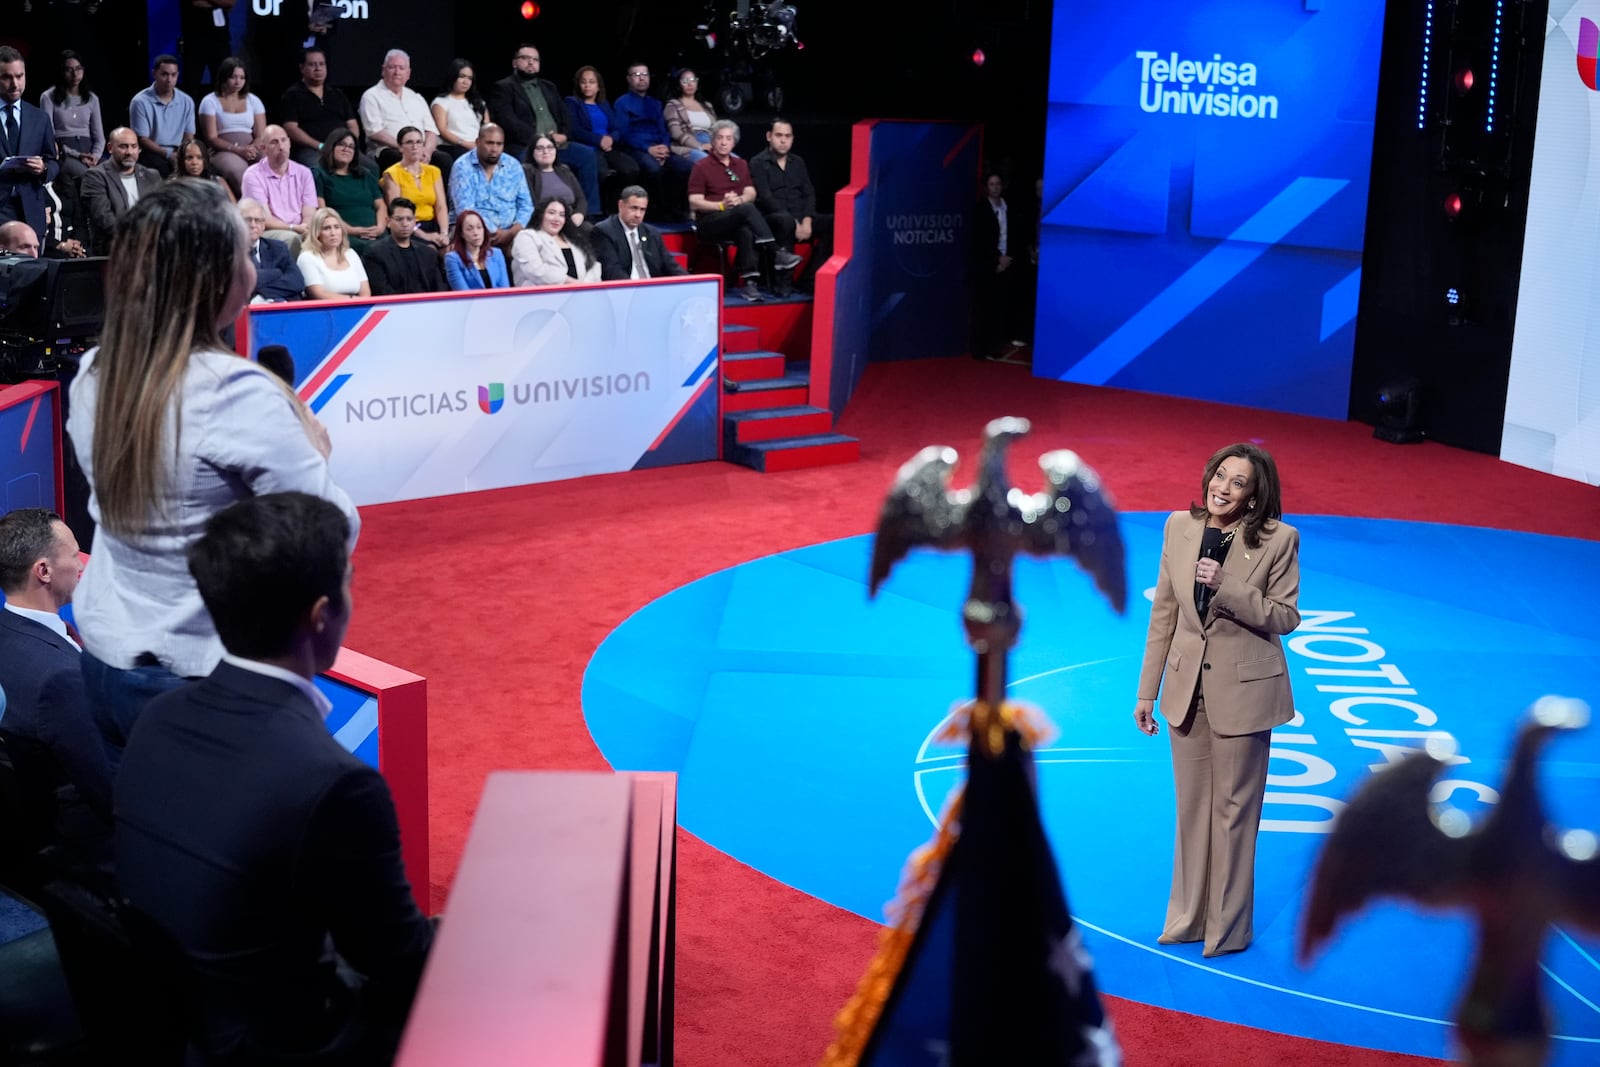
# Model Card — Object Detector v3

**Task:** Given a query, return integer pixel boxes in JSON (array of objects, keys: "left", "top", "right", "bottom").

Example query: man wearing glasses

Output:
[
  {"left": 488, "top": 45, "right": 601, "bottom": 213},
  {"left": 614, "top": 63, "right": 694, "bottom": 221},
  {"left": 236, "top": 199, "right": 305, "bottom": 303}
]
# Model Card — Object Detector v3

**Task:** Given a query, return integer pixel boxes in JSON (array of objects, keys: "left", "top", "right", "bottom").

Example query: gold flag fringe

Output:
[{"left": 818, "top": 701, "right": 1055, "bottom": 1066}]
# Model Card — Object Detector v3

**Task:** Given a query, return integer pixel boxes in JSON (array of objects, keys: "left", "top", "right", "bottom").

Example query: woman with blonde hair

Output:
[
  {"left": 66, "top": 180, "right": 358, "bottom": 759},
  {"left": 298, "top": 206, "right": 372, "bottom": 299}
]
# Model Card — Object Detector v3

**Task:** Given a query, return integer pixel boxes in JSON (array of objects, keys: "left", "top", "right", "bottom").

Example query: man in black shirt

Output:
[
  {"left": 280, "top": 49, "right": 360, "bottom": 169},
  {"left": 364, "top": 198, "right": 444, "bottom": 296},
  {"left": 749, "top": 118, "right": 832, "bottom": 294}
]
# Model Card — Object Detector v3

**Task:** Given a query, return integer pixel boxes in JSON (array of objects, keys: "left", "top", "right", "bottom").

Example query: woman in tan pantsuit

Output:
[{"left": 1133, "top": 443, "right": 1300, "bottom": 958}]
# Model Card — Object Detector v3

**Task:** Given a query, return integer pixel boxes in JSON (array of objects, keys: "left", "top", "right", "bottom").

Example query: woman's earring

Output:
[{"left": 1247, "top": 499, "right": 1256, "bottom": 511}]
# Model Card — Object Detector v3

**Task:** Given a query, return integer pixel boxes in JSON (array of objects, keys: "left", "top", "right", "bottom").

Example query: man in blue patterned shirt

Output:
[{"left": 448, "top": 123, "right": 532, "bottom": 251}]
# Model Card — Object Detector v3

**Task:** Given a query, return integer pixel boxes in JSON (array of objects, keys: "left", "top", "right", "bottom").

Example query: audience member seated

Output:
[
  {"left": 443, "top": 209, "right": 510, "bottom": 290},
  {"left": 447, "top": 123, "right": 529, "bottom": 251},
  {"left": 128, "top": 54, "right": 196, "bottom": 176},
  {"left": 663, "top": 68, "right": 714, "bottom": 164},
  {"left": 487, "top": 44, "right": 600, "bottom": 211},
  {"left": 511, "top": 198, "right": 600, "bottom": 287},
  {"left": 198, "top": 56, "right": 266, "bottom": 196},
  {"left": 280, "top": 48, "right": 359, "bottom": 171},
  {"left": 749, "top": 118, "right": 833, "bottom": 294},
  {"left": 39, "top": 50, "right": 103, "bottom": 183},
  {"left": 521, "top": 134, "right": 586, "bottom": 229},
  {"left": 358, "top": 49, "right": 451, "bottom": 172},
  {"left": 564, "top": 66, "right": 640, "bottom": 195},
  {"left": 380, "top": 127, "right": 450, "bottom": 251},
  {"left": 172, "top": 135, "right": 237, "bottom": 203},
  {"left": 42, "top": 179, "right": 88, "bottom": 257},
  {"left": 240, "top": 124, "right": 317, "bottom": 257},
  {"left": 313, "top": 129, "right": 385, "bottom": 254},
  {"left": 239, "top": 199, "right": 305, "bottom": 303},
  {"left": 613, "top": 62, "right": 694, "bottom": 218},
  {"left": 116, "top": 491, "right": 432, "bottom": 1067},
  {"left": 689, "top": 120, "right": 800, "bottom": 303},
  {"left": 0, "top": 508, "right": 111, "bottom": 876},
  {"left": 297, "top": 207, "right": 370, "bottom": 300},
  {"left": 364, "top": 198, "right": 445, "bottom": 295},
  {"left": 79, "top": 127, "right": 161, "bottom": 256},
  {"left": 0, "top": 47, "right": 60, "bottom": 244},
  {"left": 67, "top": 181, "right": 355, "bottom": 752},
  {"left": 0, "top": 220, "right": 40, "bottom": 257},
  {"left": 430, "top": 58, "right": 487, "bottom": 163},
  {"left": 591, "top": 185, "right": 686, "bottom": 281}
]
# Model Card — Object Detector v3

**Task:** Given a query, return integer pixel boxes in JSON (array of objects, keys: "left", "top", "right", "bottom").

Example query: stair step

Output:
[
  {"left": 721, "top": 323, "right": 761, "bottom": 354},
  {"left": 724, "top": 405, "right": 833, "bottom": 445},
  {"left": 722, "top": 350, "right": 787, "bottom": 382},
  {"left": 728, "top": 433, "right": 860, "bottom": 473},
  {"left": 723, "top": 384, "right": 809, "bottom": 412},
  {"left": 722, "top": 370, "right": 808, "bottom": 393}
]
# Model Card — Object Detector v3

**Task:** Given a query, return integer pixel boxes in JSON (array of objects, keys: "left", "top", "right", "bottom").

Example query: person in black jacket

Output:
[
  {"left": 485, "top": 44, "right": 601, "bottom": 212},
  {"left": 591, "top": 185, "right": 686, "bottom": 281},
  {"left": 969, "top": 171, "right": 1022, "bottom": 360},
  {"left": 116, "top": 491, "right": 434, "bottom": 1066},
  {"left": 239, "top": 198, "right": 305, "bottom": 301},
  {"left": 748, "top": 118, "right": 832, "bottom": 294},
  {"left": 363, "top": 197, "right": 444, "bottom": 295}
]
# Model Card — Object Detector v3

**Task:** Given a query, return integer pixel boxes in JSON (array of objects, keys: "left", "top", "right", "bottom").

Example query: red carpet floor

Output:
[{"left": 346, "top": 358, "right": 1600, "bottom": 1066}]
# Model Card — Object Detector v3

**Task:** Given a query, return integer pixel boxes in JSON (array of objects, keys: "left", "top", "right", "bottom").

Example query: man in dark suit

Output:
[
  {"left": 487, "top": 43, "right": 601, "bottom": 208},
  {"left": 79, "top": 128, "right": 162, "bottom": 256},
  {"left": 239, "top": 198, "right": 305, "bottom": 301},
  {"left": 364, "top": 198, "right": 444, "bottom": 296},
  {"left": 0, "top": 508, "right": 112, "bottom": 873},
  {"left": 592, "top": 186, "right": 687, "bottom": 282},
  {"left": 0, "top": 48, "right": 60, "bottom": 242},
  {"left": 116, "top": 492, "right": 434, "bottom": 1065},
  {"left": 969, "top": 171, "right": 1022, "bottom": 360}
]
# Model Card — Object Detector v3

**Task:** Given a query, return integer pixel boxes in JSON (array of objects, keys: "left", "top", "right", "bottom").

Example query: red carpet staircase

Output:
[{"left": 720, "top": 321, "right": 858, "bottom": 472}]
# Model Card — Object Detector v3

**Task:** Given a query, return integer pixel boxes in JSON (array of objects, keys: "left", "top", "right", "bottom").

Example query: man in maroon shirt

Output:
[{"left": 688, "top": 120, "right": 801, "bottom": 302}]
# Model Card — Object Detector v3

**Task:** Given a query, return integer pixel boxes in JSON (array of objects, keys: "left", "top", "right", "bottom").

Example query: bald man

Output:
[
  {"left": 79, "top": 127, "right": 162, "bottom": 255},
  {"left": 239, "top": 124, "right": 316, "bottom": 258},
  {"left": 0, "top": 220, "right": 39, "bottom": 257}
]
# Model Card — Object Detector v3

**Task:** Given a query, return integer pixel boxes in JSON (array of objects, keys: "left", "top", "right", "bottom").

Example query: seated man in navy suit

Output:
[
  {"left": 116, "top": 492, "right": 433, "bottom": 1065},
  {"left": 592, "top": 185, "right": 687, "bottom": 282},
  {"left": 239, "top": 198, "right": 305, "bottom": 302},
  {"left": 0, "top": 507, "right": 111, "bottom": 874},
  {"left": 0, "top": 48, "right": 59, "bottom": 242}
]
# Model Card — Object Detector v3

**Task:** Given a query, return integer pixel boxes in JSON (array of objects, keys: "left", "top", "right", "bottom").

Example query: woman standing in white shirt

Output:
[
  {"left": 199, "top": 57, "right": 267, "bottom": 196},
  {"left": 511, "top": 198, "right": 601, "bottom": 287},
  {"left": 430, "top": 59, "right": 488, "bottom": 163},
  {"left": 67, "top": 180, "right": 358, "bottom": 761},
  {"left": 297, "top": 207, "right": 371, "bottom": 300}
]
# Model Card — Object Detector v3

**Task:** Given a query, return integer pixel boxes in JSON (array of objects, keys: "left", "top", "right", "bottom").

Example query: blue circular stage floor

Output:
[{"left": 582, "top": 515, "right": 1600, "bottom": 1062}]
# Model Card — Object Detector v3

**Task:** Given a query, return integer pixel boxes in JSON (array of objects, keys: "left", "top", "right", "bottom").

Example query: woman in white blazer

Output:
[{"left": 511, "top": 198, "right": 602, "bottom": 287}]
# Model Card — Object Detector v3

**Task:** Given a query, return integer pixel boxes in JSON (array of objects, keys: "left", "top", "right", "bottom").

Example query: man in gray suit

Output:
[{"left": 79, "top": 127, "right": 162, "bottom": 255}]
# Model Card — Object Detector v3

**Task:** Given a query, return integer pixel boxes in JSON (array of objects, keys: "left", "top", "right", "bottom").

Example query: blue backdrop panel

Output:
[
  {"left": 0, "top": 389, "right": 58, "bottom": 515},
  {"left": 583, "top": 518, "right": 1600, "bottom": 1062},
  {"left": 1035, "top": 0, "right": 1383, "bottom": 418}
]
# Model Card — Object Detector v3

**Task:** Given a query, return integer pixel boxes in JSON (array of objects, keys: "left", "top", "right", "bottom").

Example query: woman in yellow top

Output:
[{"left": 380, "top": 125, "right": 449, "bottom": 250}]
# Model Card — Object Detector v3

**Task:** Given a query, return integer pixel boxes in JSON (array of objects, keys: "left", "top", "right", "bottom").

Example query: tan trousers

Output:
[{"left": 1162, "top": 690, "right": 1272, "bottom": 956}]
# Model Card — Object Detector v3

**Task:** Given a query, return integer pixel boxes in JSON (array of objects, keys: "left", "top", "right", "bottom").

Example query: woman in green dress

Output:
[{"left": 313, "top": 128, "right": 386, "bottom": 254}]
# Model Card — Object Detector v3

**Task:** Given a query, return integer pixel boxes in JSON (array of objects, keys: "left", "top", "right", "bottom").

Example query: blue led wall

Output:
[{"left": 1034, "top": 0, "right": 1385, "bottom": 419}]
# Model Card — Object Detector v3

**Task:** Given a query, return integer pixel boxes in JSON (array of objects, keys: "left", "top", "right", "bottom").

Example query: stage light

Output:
[
  {"left": 1418, "top": 0, "right": 1435, "bottom": 130},
  {"left": 520, "top": 0, "right": 540, "bottom": 18},
  {"left": 1444, "top": 192, "right": 1463, "bottom": 219},
  {"left": 1446, "top": 287, "right": 1460, "bottom": 306},
  {"left": 1374, "top": 378, "right": 1425, "bottom": 444},
  {"left": 971, "top": 48, "right": 986, "bottom": 67},
  {"left": 1453, "top": 68, "right": 1474, "bottom": 94}
]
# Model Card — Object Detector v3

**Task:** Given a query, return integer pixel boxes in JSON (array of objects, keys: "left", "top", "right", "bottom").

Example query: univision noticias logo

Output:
[
  {"left": 479, "top": 383, "right": 504, "bottom": 414},
  {"left": 1579, "top": 18, "right": 1599, "bottom": 89}
]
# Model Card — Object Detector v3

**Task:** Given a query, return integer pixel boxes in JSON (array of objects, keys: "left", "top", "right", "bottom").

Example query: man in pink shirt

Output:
[{"left": 240, "top": 125, "right": 316, "bottom": 257}]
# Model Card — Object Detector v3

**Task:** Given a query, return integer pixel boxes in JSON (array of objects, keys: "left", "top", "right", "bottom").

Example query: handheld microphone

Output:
[{"left": 1196, "top": 543, "right": 1217, "bottom": 618}]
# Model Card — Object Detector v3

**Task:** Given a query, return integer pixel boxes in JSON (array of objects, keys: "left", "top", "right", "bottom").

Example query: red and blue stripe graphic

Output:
[
  {"left": 1580, "top": 18, "right": 1599, "bottom": 90},
  {"left": 297, "top": 309, "right": 389, "bottom": 413}
]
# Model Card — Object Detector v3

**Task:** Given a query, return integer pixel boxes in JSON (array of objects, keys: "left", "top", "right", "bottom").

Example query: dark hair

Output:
[
  {"left": 443, "top": 58, "right": 486, "bottom": 120},
  {"left": 0, "top": 47, "right": 22, "bottom": 67},
  {"left": 50, "top": 50, "right": 92, "bottom": 107},
  {"left": 215, "top": 56, "right": 249, "bottom": 99},
  {"left": 389, "top": 197, "right": 418, "bottom": 216},
  {"left": 571, "top": 65, "right": 608, "bottom": 103},
  {"left": 450, "top": 208, "right": 490, "bottom": 267},
  {"left": 534, "top": 197, "right": 592, "bottom": 259},
  {"left": 767, "top": 117, "right": 793, "bottom": 134},
  {"left": 617, "top": 184, "right": 648, "bottom": 203},
  {"left": 672, "top": 67, "right": 699, "bottom": 100},
  {"left": 153, "top": 54, "right": 180, "bottom": 74},
  {"left": 300, "top": 47, "right": 327, "bottom": 67},
  {"left": 1188, "top": 442, "right": 1284, "bottom": 550},
  {"left": 318, "top": 126, "right": 366, "bottom": 176},
  {"left": 0, "top": 508, "right": 64, "bottom": 595},
  {"left": 396, "top": 125, "right": 424, "bottom": 149},
  {"left": 188, "top": 492, "right": 350, "bottom": 659},
  {"left": 171, "top": 136, "right": 220, "bottom": 182}
]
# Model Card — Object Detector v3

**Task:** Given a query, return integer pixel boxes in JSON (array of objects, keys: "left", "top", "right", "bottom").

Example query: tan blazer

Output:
[{"left": 1137, "top": 510, "right": 1301, "bottom": 736}]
